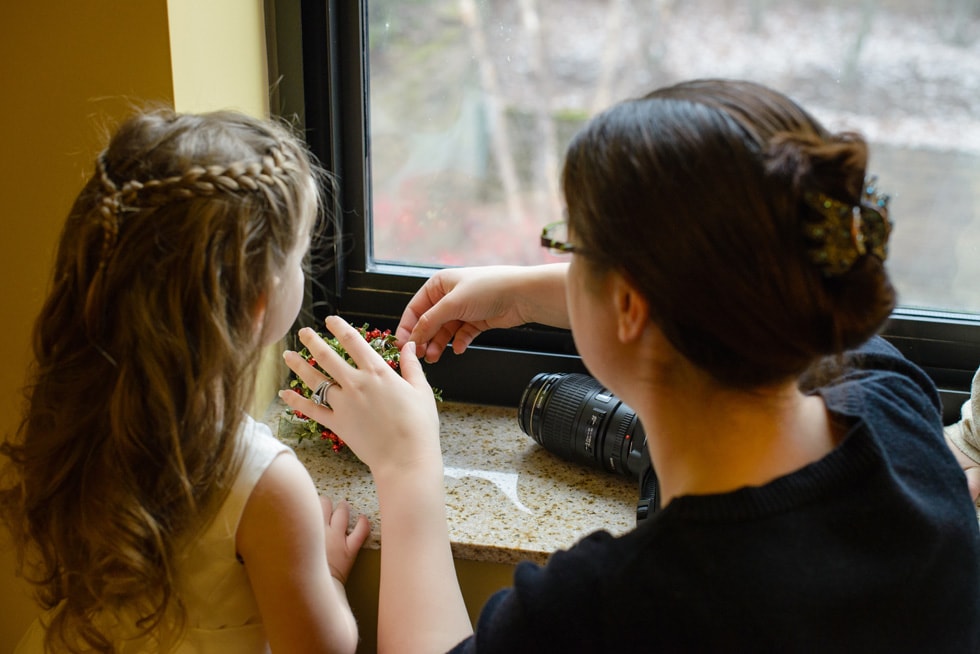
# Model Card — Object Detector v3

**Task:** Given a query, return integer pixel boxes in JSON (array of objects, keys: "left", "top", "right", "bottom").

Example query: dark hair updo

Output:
[{"left": 561, "top": 78, "right": 895, "bottom": 388}]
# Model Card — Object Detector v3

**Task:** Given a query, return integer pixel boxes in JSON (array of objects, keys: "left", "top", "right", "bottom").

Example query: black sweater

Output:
[{"left": 450, "top": 337, "right": 980, "bottom": 653}]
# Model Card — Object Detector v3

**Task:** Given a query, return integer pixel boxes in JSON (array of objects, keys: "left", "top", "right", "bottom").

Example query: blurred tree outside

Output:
[{"left": 367, "top": 0, "right": 980, "bottom": 312}]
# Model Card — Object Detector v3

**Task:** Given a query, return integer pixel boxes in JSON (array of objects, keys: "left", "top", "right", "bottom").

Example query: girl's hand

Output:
[
  {"left": 321, "top": 496, "right": 370, "bottom": 584},
  {"left": 282, "top": 316, "right": 474, "bottom": 652},
  {"left": 280, "top": 316, "right": 442, "bottom": 476}
]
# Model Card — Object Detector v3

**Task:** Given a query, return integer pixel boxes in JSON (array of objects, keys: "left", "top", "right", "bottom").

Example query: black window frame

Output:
[{"left": 268, "top": 0, "right": 980, "bottom": 420}]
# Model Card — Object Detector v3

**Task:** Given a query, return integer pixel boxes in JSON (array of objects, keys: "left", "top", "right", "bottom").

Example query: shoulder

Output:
[
  {"left": 211, "top": 416, "right": 297, "bottom": 532},
  {"left": 810, "top": 336, "right": 941, "bottom": 428},
  {"left": 238, "top": 454, "right": 320, "bottom": 550},
  {"left": 235, "top": 417, "right": 319, "bottom": 558}
]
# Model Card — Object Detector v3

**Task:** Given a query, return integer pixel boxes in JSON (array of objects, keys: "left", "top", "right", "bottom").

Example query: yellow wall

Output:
[
  {"left": 0, "top": 3, "right": 174, "bottom": 646},
  {"left": 0, "top": 0, "right": 272, "bottom": 647},
  {"left": 167, "top": 0, "right": 270, "bottom": 117}
]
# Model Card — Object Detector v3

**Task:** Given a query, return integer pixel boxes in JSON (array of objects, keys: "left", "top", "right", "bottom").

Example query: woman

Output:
[{"left": 283, "top": 79, "right": 980, "bottom": 652}]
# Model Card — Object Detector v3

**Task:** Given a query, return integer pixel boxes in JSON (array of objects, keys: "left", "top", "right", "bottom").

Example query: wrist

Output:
[
  {"left": 372, "top": 456, "right": 444, "bottom": 490},
  {"left": 372, "top": 458, "right": 447, "bottom": 514}
]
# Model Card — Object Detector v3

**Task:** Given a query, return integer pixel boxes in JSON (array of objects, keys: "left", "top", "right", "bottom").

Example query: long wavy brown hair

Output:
[{"left": 0, "top": 108, "right": 322, "bottom": 652}]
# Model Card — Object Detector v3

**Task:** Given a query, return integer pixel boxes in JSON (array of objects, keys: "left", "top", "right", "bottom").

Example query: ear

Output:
[{"left": 611, "top": 271, "right": 649, "bottom": 344}]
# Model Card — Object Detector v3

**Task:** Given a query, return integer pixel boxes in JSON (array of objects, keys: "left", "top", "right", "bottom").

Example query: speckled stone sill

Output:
[{"left": 262, "top": 400, "right": 637, "bottom": 565}]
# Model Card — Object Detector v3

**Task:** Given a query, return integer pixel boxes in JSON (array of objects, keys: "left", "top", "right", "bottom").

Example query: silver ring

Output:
[{"left": 311, "top": 379, "right": 336, "bottom": 406}]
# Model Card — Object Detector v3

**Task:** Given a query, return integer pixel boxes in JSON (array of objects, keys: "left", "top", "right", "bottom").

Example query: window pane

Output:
[{"left": 366, "top": 0, "right": 980, "bottom": 312}]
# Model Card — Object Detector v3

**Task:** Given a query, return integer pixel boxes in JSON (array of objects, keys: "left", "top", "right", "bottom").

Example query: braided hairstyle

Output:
[
  {"left": 562, "top": 79, "right": 895, "bottom": 388},
  {"left": 0, "top": 108, "right": 322, "bottom": 652}
]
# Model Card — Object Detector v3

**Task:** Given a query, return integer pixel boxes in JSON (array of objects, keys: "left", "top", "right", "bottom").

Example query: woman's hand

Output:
[
  {"left": 395, "top": 264, "right": 570, "bottom": 363},
  {"left": 280, "top": 317, "right": 441, "bottom": 476}
]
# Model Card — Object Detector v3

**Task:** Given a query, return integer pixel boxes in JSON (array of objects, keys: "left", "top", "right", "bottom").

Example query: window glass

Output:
[{"left": 366, "top": 0, "right": 980, "bottom": 312}]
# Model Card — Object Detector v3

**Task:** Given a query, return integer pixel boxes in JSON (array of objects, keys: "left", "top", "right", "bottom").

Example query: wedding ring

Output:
[{"left": 311, "top": 379, "right": 336, "bottom": 406}]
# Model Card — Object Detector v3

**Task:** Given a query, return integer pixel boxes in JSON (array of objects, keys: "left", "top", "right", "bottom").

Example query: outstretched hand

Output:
[
  {"left": 280, "top": 317, "right": 442, "bottom": 476},
  {"left": 395, "top": 264, "right": 570, "bottom": 363},
  {"left": 283, "top": 316, "right": 474, "bottom": 652}
]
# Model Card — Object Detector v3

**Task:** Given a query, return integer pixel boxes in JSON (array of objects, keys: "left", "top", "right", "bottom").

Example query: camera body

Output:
[{"left": 518, "top": 372, "right": 660, "bottom": 521}]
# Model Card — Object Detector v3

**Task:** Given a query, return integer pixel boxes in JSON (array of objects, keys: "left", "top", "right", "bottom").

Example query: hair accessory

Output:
[
  {"left": 95, "top": 153, "right": 124, "bottom": 270},
  {"left": 92, "top": 146, "right": 299, "bottom": 271},
  {"left": 802, "top": 175, "right": 892, "bottom": 276}
]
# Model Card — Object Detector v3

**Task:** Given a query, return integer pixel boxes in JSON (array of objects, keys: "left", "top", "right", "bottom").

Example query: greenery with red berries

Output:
[{"left": 285, "top": 323, "right": 441, "bottom": 451}]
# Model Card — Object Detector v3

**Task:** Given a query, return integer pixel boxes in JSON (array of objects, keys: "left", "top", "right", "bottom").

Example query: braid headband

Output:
[
  {"left": 802, "top": 176, "right": 892, "bottom": 277},
  {"left": 94, "top": 146, "right": 299, "bottom": 269}
]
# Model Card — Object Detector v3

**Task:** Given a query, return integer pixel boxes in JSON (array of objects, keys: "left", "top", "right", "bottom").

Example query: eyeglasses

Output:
[{"left": 540, "top": 221, "right": 578, "bottom": 254}]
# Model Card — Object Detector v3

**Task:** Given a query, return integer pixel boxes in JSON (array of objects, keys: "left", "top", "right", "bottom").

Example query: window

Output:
[{"left": 269, "top": 0, "right": 980, "bottom": 419}]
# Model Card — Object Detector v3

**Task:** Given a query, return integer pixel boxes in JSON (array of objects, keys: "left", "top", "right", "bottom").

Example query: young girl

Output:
[
  {"left": 282, "top": 79, "right": 980, "bottom": 652},
  {"left": 1, "top": 109, "right": 370, "bottom": 653}
]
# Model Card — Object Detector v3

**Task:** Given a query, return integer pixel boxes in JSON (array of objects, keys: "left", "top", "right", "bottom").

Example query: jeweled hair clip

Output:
[{"left": 802, "top": 176, "right": 892, "bottom": 277}]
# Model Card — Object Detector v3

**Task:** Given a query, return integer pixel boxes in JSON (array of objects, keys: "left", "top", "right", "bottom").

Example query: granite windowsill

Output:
[{"left": 263, "top": 400, "right": 637, "bottom": 565}]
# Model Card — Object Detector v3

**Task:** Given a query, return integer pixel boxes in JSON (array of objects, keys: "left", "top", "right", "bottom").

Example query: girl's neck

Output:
[{"left": 635, "top": 377, "right": 840, "bottom": 507}]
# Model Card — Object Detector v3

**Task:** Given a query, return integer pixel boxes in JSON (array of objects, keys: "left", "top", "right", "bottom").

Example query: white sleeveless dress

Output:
[{"left": 15, "top": 415, "right": 293, "bottom": 653}]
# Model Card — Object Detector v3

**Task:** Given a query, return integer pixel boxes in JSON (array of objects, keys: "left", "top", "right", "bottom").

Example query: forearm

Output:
[
  {"left": 374, "top": 463, "right": 472, "bottom": 653},
  {"left": 515, "top": 263, "right": 570, "bottom": 329}
]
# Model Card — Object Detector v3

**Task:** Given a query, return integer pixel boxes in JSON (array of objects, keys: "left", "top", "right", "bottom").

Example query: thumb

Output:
[{"left": 399, "top": 341, "right": 430, "bottom": 389}]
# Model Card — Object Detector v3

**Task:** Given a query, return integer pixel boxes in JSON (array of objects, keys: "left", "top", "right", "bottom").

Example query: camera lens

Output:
[{"left": 518, "top": 372, "right": 647, "bottom": 480}]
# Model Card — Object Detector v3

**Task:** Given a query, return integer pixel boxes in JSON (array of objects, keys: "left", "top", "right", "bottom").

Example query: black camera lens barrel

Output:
[
  {"left": 519, "top": 372, "right": 646, "bottom": 480},
  {"left": 519, "top": 372, "right": 660, "bottom": 521}
]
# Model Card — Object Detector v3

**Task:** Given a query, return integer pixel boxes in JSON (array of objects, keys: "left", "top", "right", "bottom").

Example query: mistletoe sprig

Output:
[{"left": 285, "top": 323, "right": 442, "bottom": 451}]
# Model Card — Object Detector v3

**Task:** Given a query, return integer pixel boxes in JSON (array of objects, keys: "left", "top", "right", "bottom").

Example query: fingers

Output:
[
  {"left": 280, "top": 352, "right": 335, "bottom": 427},
  {"left": 283, "top": 318, "right": 394, "bottom": 400},
  {"left": 402, "top": 310, "right": 454, "bottom": 363},
  {"left": 394, "top": 305, "right": 424, "bottom": 349},
  {"left": 347, "top": 514, "right": 371, "bottom": 551},
  {"left": 323, "top": 495, "right": 345, "bottom": 525},
  {"left": 396, "top": 276, "right": 453, "bottom": 347},
  {"left": 418, "top": 318, "right": 459, "bottom": 363},
  {"left": 296, "top": 323, "right": 355, "bottom": 382},
  {"left": 397, "top": 275, "right": 470, "bottom": 363},
  {"left": 282, "top": 343, "right": 328, "bottom": 390},
  {"left": 321, "top": 496, "right": 371, "bottom": 583},
  {"left": 321, "top": 496, "right": 370, "bottom": 544},
  {"left": 397, "top": 341, "right": 426, "bottom": 385},
  {"left": 450, "top": 323, "right": 484, "bottom": 356}
]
